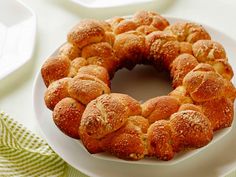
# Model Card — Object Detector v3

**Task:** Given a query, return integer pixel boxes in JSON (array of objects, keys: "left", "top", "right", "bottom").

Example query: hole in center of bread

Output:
[{"left": 111, "top": 65, "right": 172, "bottom": 103}]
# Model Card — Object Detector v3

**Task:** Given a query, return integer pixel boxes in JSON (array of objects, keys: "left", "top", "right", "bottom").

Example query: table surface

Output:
[{"left": 1, "top": 0, "right": 236, "bottom": 176}]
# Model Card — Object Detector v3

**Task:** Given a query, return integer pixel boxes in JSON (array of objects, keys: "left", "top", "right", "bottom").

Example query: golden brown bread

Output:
[
  {"left": 146, "top": 31, "right": 178, "bottom": 68},
  {"left": 147, "top": 120, "right": 174, "bottom": 160},
  {"left": 146, "top": 31, "right": 192, "bottom": 69},
  {"left": 53, "top": 97, "right": 85, "bottom": 139},
  {"left": 192, "top": 40, "right": 233, "bottom": 80},
  {"left": 169, "top": 86, "right": 193, "bottom": 104},
  {"left": 183, "top": 63, "right": 234, "bottom": 102},
  {"left": 142, "top": 96, "right": 180, "bottom": 123},
  {"left": 68, "top": 74, "right": 110, "bottom": 105},
  {"left": 79, "top": 131, "right": 103, "bottom": 154},
  {"left": 41, "top": 56, "right": 71, "bottom": 87},
  {"left": 178, "top": 103, "right": 202, "bottom": 112},
  {"left": 192, "top": 40, "right": 226, "bottom": 62},
  {"left": 133, "top": 10, "right": 169, "bottom": 30},
  {"left": 101, "top": 117, "right": 147, "bottom": 160},
  {"left": 103, "top": 133, "right": 145, "bottom": 160},
  {"left": 98, "top": 20, "right": 112, "bottom": 32},
  {"left": 224, "top": 81, "right": 236, "bottom": 101},
  {"left": 44, "top": 65, "right": 110, "bottom": 110},
  {"left": 41, "top": 10, "right": 236, "bottom": 161},
  {"left": 71, "top": 57, "right": 87, "bottom": 70},
  {"left": 147, "top": 110, "right": 213, "bottom": 160},
  {"left": 164, "top": 22, "right": 211, "bottom": 43},
  {"left": 171, "top": 53, "right": 199, "bottom": 87},
  {"left": 67, "top": 20, "right": 105, "bottom": 48},
  {"left": 199, "top": 98, "right": 234, "bottom": 131},
  {"left": 77, "top": 65, "right": 110, "bottom": 86},
  {"left": 127, "top": 116, "right": 149, "bottom": 133},
  {"left": 69, "top": 57, "right": 88, "bottom": 77},
  {"left": 169, "top": 110, "right": 213, "bottom": 152},
  {"left": 81, "top": 42, "right": 118, "bottom": 74},
  {"left": 44, "top": 78, "right": 71, "bottom": 110},
  {"left": 58, "top": 43, "right": 81, "bottom": 60},
  {"left": 107, "top": 17, "right": 125, "bottom": 30},
  {"left": 113, "top": 19, "right": 138, "bottom": 35},
  {"left": 102, "top": 32, "right": 116, "bottom": 46},
  {"left": 79, "top": 93, "right": 141, "bottom": 139},
  {"left": 136, "top": 25, "right": 158, "bottom": 35},
  {"left": 113, "top": 31, "right": 146, "bottom": 68},
  {"left": 210, "top": 59, "right": 233, "bottom": 80}
]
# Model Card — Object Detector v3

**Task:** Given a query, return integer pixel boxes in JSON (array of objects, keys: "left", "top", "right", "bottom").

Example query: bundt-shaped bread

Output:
[{"left": 41, "top": 10, "right": 236, "bottom": 161}]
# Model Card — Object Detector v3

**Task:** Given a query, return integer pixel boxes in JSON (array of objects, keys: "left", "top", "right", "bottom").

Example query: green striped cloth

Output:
[
  {"left": 1, "top": 111, "right": 236, "bottom": 177},
  {"left": 0, "top": 112, "right": 88, "bottom": 177},
  {"left": 225, "top": 170, "right": 236, "bottom": 177}
]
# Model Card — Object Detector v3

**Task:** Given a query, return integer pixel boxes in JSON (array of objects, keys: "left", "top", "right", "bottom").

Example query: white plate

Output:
[
  {"left": 0, "top": 0, "right": 36, "bottom": 80},
  {"left": 70, "top": 0, "right": 153, "bottom": 8},
  {"left": 33, "top": 17, "right": 236, "bottom": 177}
]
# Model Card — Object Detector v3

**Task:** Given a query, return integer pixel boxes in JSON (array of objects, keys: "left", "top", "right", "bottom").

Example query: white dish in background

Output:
[
  {"left": 0, "top": 0, "right": 36, "bottom": 80},
  {"left": 70, "top": 0, "right": 153, "bottom": 8},
  {"left": 33, "top": 17, "right": 236, "bottom": 177}
]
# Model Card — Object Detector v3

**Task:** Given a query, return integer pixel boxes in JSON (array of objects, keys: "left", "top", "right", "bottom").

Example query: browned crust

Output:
[
  {"left": 67, "top": 20, "right": 105, "bottom": 48},
  {"left": 127, "top": 116, "right": 149, "bottom": 133},
  {"left": 178, "top": 103, "right": 202, "bottom": 113},
  {"left": 142, "top": 96, "right": 180, "bottom": 123},
  {"left": 44, "top": 78, "right": 71, "bottom": 110},
  {"left": 53, "top": 97, "right": 85, "bottom": 139},
  {"left": 171, "top": 54, "right": 199, "bottom": 88},
  {"left": 81, "top": 42, "right": 118, "bottom": 74},
  {"left": 210, "top": 59, "right": 233, "bottom": 80},
  {"left": 146, "top": 31, "right": 176, "bottom": 51},
  {"left": 169, "top": 110, "right": 213, "bottom": 152},
  {"left": 58, "top": 43, "right": 81, "bottom": 60},
  {"left": 97, "top": 20, "right": 112, "bottom": 32},
  {"left": 199, "top": 98, "right": 234, "bottom": 131},
  {"left": 68, "top": 74, "right": 110, "bottom": 105},
  {"left": 69, "top": 57, "right": 88, "bottom": 77},
  {"left": 179, "top": 42, "right": 193, "bottom": 54},
  {"left": 147, "top": 110, "right": 213, "bottom": 160},
  {"left": 105, "top": 133, "right": 145, "bottom": 160},
  {"left": 136, "top": 25, "right": 158, "bottom": 35},
  {"left": 80, "top": 133, "right": 103, "bottom": 154},
  {"left": 79, "top": 93, "right": 141, "bottom": 139},
  {"left": 101, "top": 119, "right": 146, "bottom": 160},
  {"left": 147, "top": 120, "right": 174, "bottom": 160},
  {"left": 224, "top": 81, "right": 236, "bottom": 100},
  {"left": 192, "top": 40, "right": 226, "bottom": 62},
  {"left": 115, "top": 93, "right": 142, "bottom": 116},
  {"left": 77, "top": 65, "right": 110, "bottom": 86},
  {"left": 113, "top": 20, "right": 138, "bottom": 35},
  {"left": 133, "top": 10, "right": 169, "bottom": 30},
  {"left": 41, "top": 56, "right": 71, "bottom": 87},
  {"left": 107, "top": 17, "right": 125, "bottom": 29},
  {"left": 164, "top": 22, "right": 211, "bottom": 43},
  {"left": 146, "top": 31, "right": 186, "bottom": 69},
  {"left": 183, "top": 64, "right": 226, "bottom": 102},
  {"left": 101, "top": 32, "right": 115, "bottom": 46},
  {"left": 113, "top": 32, "right": 146, "bottom": 68},
  {"left": 169, "top": 86, "right": 193, "bottom": 104}
]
